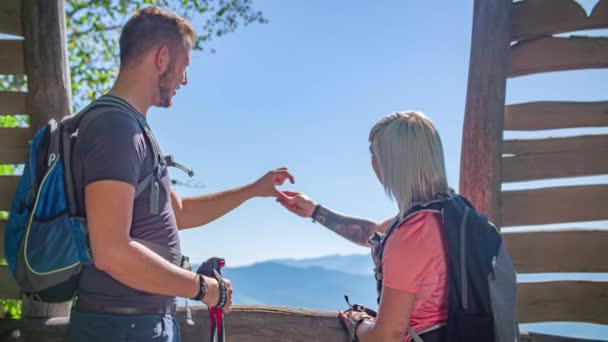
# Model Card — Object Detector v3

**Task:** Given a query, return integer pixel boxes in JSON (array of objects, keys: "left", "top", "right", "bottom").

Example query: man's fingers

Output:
[
  {"left": 274, "top": 170, "right": 295, "bottom": 184},
  {"left": 282, "top": 190, "right": 300, "bottom": 197}
]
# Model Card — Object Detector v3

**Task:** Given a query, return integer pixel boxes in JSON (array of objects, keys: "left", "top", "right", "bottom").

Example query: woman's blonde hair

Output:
[{"left": 369, "top": 111, "right": 448, "bottom": 214}]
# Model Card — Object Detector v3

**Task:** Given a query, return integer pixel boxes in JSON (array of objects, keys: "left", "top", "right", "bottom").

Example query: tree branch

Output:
[{"left": 69, "top": 24, "right": 122, "bottom": 39}]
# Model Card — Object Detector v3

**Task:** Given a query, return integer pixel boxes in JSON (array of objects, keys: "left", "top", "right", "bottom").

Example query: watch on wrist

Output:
[{"left": 191, "top": 274, "right": 207, "bottom": 301}]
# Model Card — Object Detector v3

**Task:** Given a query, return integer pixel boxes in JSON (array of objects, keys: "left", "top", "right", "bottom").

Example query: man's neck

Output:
[{"left": 108, "top": 72, "right": 154, "bottom": 116}]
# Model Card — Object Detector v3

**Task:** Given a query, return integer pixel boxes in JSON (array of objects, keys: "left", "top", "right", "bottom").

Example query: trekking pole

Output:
[{"left": 197, "top": 257, "right": 227, "bottom": 342}]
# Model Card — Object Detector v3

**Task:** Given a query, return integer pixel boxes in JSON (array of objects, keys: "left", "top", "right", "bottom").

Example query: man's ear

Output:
[{"left": 154, "top": 46, "right": 170, "bottom": 74}]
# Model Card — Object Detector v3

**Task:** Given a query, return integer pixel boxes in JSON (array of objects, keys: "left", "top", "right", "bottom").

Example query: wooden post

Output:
[
  {"left": 22, "top": 0, "right": 72, "bottom": 132},
  {"left": 459, "top": 0, "right": 512, "bottom": 226},
  {"left": 21, "top": 0, "right": 72, "bottom": 317}
]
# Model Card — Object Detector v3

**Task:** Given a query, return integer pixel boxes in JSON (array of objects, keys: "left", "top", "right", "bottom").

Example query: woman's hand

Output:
[{"left": 278, "top": 190, "right": 318, "bottom": 218}]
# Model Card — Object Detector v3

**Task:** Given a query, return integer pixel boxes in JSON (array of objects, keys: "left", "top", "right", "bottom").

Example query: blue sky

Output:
[{"left": 148, "top": 0, "right": 607, "bottom": 267}]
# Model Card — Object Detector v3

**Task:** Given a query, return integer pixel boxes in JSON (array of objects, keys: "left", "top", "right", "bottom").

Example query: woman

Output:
[{"left": 280, "top": 111, "right": 449, "bottom": 342}]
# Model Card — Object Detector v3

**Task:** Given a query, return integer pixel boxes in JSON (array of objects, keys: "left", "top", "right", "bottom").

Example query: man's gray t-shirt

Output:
[{"left": 72, "top": 96, "right": 180, "bottom": 308}]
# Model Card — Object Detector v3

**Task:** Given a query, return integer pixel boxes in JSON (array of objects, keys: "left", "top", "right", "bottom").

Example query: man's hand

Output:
[
  {"left": 279, "top": 191, "right": 317, "bottom": 218},
  {"left": 202, "top": 277, "right": 234, "bottom": 313},
  {"left": 250, "top": 167, "right": 295, "bottom": 200}
]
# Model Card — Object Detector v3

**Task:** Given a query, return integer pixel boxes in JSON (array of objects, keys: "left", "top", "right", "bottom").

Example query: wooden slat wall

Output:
[
  {"left": 0, "top": 91, "right": 27, "bottom": 114},
  {"left": 509, "top": 37, "right": 608, "bottom": 78},
  {"left": 502, "top": 151, "right": 608, "bottom": 182},
  {"left": 512, "top": 0, "right": 608, "bottom": 42},
  {"left": 501, "top": 185, "right": 608, "bottom": 227},
  {"left": 0, "top": 40, "right": 25, "bottom": 75},
  {"left": 503, "top": 229, "right": 608, "bottom": 273},
  {"left": 0, "top": 265, "right": 20, "bottom": 299},
  {"left": 0, "top": 0, "right": 23, "bottom": 37},
  {"left": 518, "top": 281, "right": 608, "bottom": 324},
  {"left": 504, "top": 101, "right": 608, "bottom": 131},
  {"left": 0, "top": 176, "right": 20, "bottom": 211}
]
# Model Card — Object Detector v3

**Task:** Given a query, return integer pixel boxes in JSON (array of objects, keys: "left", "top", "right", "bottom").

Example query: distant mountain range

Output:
[{"left": 189, "top": 253, "right": 378, "bottom": 311}]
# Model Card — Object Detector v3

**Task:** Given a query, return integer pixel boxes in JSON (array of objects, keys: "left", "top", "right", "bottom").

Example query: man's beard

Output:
[{"left": 158, "top": 64, "right": 175, "bottom": 108}]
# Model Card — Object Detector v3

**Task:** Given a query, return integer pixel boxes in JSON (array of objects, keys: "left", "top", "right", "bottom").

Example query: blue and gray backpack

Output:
[{"left": 4, "top": 95, "right": 191, "bottom": 302}]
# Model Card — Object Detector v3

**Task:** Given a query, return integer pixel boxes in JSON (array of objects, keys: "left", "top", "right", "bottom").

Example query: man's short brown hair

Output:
[{"left": 119, "top": 6, "right": 196, "bottom": 68}]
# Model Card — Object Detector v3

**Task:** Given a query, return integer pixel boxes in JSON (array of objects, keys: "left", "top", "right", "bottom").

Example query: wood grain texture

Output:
[
  {"left": 0, "top": 220, "right": 5, "bottom": 257},
  {"left": 0, "top": 91, "right": 28, "bottom": 114},
  {"left": 505, "top": 101, "right": 608, "bottom": 131},
  {"left": 503, "top": 229, "right": 608, "bottom": 273},
  {"left": 509, "top": 37, "right": 608, "bottom": 78},
  {"left": 512, "top": 0, "right": 608, "bottom": 41},
  {"left": 503, "top": 135, "right": 608, "bottom": 155},
  {"left": 23, "top": 0, "right": 72, "bottom": 131},
  {"left": 0, "top": 127, "right": 30, "bottom": 164},
  {"left": 460, "top": 0, "right": 512, "bottom": 226},
  {"left": 0, "top": 40, "right": 25, "bottom": 75},
  {"left": 0, "top": 265, "right": 20, "bottom": 299},
  {"left": 0, "top": 306, "right": 604, "bottom": 341},
  {"left": 502, "top": 151, "right": 608, "bottom": 182},
  {"left": 0, "top": 0, "right": 23, "bottom": 37},
  {"left": 0, "top": 176, "right": 20, "bottom": 211},
  {"left": 518, "top": 281, "right": 608, "bottom": 324},
  {"left": 501, "top": 185, "right": 608, "bottom": 227}
]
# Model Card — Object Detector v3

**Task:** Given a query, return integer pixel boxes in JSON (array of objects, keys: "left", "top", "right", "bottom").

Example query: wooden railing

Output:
[{"left": 0, "top": 306, "right": 604, "bottom": 342}]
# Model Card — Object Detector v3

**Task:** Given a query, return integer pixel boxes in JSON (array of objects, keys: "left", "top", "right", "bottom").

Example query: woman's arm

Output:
[
  {"left": 356, "top": 286, "right": 415, "bottom": 342},
  {"left": 280, "top": 191, "right": 395, "bottom": 247}
]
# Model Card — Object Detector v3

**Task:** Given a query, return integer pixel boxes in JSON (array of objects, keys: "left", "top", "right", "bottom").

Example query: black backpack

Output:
[{"left": 370, "top": 191, "right": 519, "bottom": 342}]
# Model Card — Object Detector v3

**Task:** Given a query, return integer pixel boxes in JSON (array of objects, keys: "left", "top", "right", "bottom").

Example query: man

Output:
[{"left": 67, "top": 6, "right": 293, "bottom": 341}]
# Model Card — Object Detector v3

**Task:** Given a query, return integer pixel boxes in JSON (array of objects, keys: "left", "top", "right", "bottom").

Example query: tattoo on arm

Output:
[{"left": 312, "top": 205, "right": 376, "bottom": 246}]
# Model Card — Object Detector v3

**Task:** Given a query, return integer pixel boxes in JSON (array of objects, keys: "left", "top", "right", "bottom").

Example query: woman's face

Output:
[{"left": 370, "top": 144, "right": 382, "bottom": 184}]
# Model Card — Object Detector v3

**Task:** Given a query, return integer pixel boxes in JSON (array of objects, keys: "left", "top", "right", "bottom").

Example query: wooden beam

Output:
[
  {"left": 0, "top": 148, "right": 28, "bottom": 164},
  {"left": 591, "top": 0, "right": 608, "bottom": 28},
  {"left": 502, "top": 151, "right": 608, "bottom": 182},
  {"left": 509, "top": 37, "right": 608, "bottom": 78},
  {"left": 504, "top": 101, "right": 608, "bottom": 131},
  {"left": 23, "top": 0, "right": 72, "bottom": 131},
  {"left": 503, "top": 229, "right": 608, "bottom": 273},
  {"left": 0, "top": 91, "right": 28, "bottom": 114},
  {"left": 0, "top": 127, "right": 30, "bottom": 148},
  {"left": 0, "top": 0, "right": 23, "bottom": 37},
  {"left": 460, "top": 0, "right": 512, "bottom": 226},
  {"left": 522, "top": 331, "right": 607, "bottom": 342},
  {"left": 511, "top": 0, "right": 608, "bottom": 42},
  {"left": 0, "top": 40, "right": 25, "bottom": 75},
  {"left": 0, "top": 127, "right": 30, "bottom": 163},
  {"left": 0, "top": 306, "right": 604, "bottom": 342},
  {"left": 503, "top": 135, "right": 608, "bottom": 155},
  {"left": 0, "top": 220, "right": 5, "bottom": 257},
  {"left": 518, "top": 281, "right": 608, "bottom": 324},
  {"left": 0, "top": 265, "right": 20, "bottom": 299},
  {"left": 0, "top": 176, "right": 20, "bottom": 211},
  {"left": 178, "top": 306, "right": 349, "bottom": 341},
  {"left": 502, "top": 185, "right": 608, "bottom": 227}
]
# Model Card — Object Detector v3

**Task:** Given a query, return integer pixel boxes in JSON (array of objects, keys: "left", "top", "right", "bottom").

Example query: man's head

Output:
[{"left": 119, "top": 6, "right": 195, "bottom": 107}]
